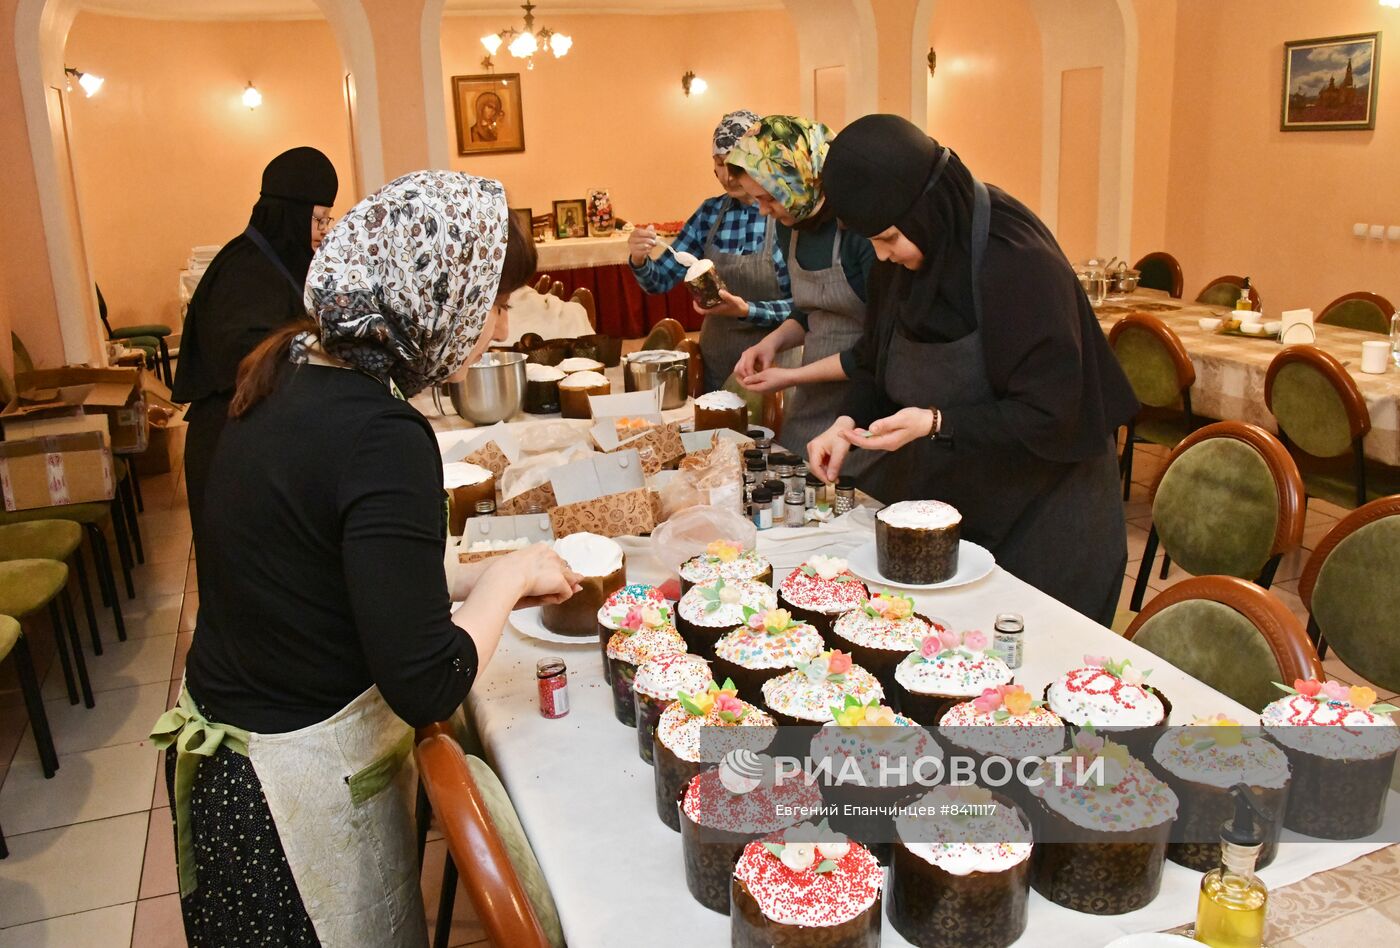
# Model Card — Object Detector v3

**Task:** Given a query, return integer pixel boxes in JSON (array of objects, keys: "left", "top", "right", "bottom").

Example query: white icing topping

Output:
[
  {"left": 809, "top": 714, "right": 937, "bottom": 787},
  {"left": 695, "top": 390, "right": 746, "bottom": 411},
  {"left": 897, "top": 788, "right": 1033, "bottom": 875},
  {"left": 939, "top": 701, "right": 1067, "bottom": 759},
  {"left": 894, "top": 651, "right": 1012, "bottom": 698},
  {"left": 465, "top": 538, "right": 528, "bottom": 552},
  {"left": 557, "top": 357, "right": 604, "bottom": 373},
  {"left": 552, "top": 532, "right": 623, "bottom": 577},
  {"left": 1047, "top": 666, "right": 1165, "bottom": 728},
  {"left": 762, "top": 666, "right": 884, "bottom": 722},
  {"left": 606, "top": 625, "right": 685, "bottom": 664},
  {"left": 633, "top": 653, "right": 712, "bottom": 700},
  {"left": 678, "top": 549, "right": 769, "bottom": 584},
  {"left": 677, "top": 579, "right": 777, "bottom": 628},
  {"left": 1261, "top": 694, "right": 1400, "bottom": 760},
  {"left": 685, "top": 258, "right": 715, "bottom": 281},
  {"left": 525, "top": 363, "right": 566, "bottom": 382},
  {"left": 1152, "top": 727, "right": 1291, "bottom": 790},
  {"left": 656, "top": 698, "right": 776, "bottom": 763},
  {"left": 558, "top": 371, "right": 610, "bottom": 389},
  {"left": 1029, "top": 753, "right": 1179, "bottom": 832},
  {"left": 831, "top": 610, "right": 934, "bottom": 652},
  {"left": 714, "top": 622, "right": 824, "bottom": 670},
  {"left": 877, "top": 500, "right": 962, "bottom": 530},
  {"left": 442, "top": 462, "right": 493, "bottom": 488}
]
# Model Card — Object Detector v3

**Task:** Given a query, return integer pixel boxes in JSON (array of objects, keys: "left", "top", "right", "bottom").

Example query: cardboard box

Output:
[
  {"left": 546, "top": 449, "right": 656, "bottom": 538},
  {"left": 1, "top": 389, "right": 111, "bottom": 444},
  {"left": 16, "top": 367, "right": 148, "bottom": 454},
  {"left": 0, "top": 431, "right": 115, "bottom": 511},
  {"left": 132, "top": 394, "right": 186, "bottom": 477}
]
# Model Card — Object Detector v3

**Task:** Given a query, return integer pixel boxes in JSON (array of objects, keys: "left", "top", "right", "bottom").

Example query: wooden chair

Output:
[
  {"left": 1299, "top": 495, "right": 1400, "bottom": 679},
  {"left": 1265, "top": 345, "right": 1372, "bottom": 509},
  {"left": 533, "top": 275, "right": 552, "bottom": 294},
  {"left": 1130, "top": 421, "right": 1306, "bottom": 612},
  {"left": 548, "top": 281, "right": 565, "bottom": 300},
  {"left": 1132, "top": 251, "right": 1184, "bottom": 298},
  {"left": 1318, "top": 290, "right": 1394, "bottom": 335},
  {"left": 1125, "top": 576, "right": 1322, "bottom": 712},
  {"left": 1109, "top": 313, "right": 1197, "bottom": 500},
  {"left": 569, "top": 287, "right": 597, "bottom": 331},
  {"left": 415, "top": 730, "right": 564, "bottom": 948},
  {"left": 639, "top": 317, "right": 686, "bottom": 351},
  {"left": 677, "top": 338, "right": 703, "bottom": 399},
  {"left": 1195, "top": 274, "right": 1261, "bottom": 311}
]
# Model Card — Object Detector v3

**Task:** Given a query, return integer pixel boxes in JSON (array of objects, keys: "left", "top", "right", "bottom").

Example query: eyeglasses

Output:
[{"left": 313, "top": 214, "right": 335, "bottom": 232}]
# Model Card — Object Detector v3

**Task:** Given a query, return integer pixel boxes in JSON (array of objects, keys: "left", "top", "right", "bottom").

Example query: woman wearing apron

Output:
[
  {"left": 806, "top": 115, "right": 1139, "bottom": 627},
  {"left": 173, "top": 147, "right": 339, "bottom": 555},
  {"left": 724, "top": 116, "right": 878, "bottom": 475},
  {"left": 151, "top": 172, "right": 582, "bottom": 947},
  {"left": 628, "top": 110, "right": 793, "bottom": 392}
]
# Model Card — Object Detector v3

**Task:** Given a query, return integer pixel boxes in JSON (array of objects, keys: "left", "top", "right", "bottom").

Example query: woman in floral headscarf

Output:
[
  {"left": 628, "top": 109, "right": 795, "bottom": 391},
  {"left": 726, "top": 115, "right": 878, "bottom": 472},
  {"left": 151, "top": 172, "right": 578, "bottom": 947}
]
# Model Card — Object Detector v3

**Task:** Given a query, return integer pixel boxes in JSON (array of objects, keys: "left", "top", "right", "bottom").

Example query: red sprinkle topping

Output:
[
  {"left": 780, "top": 568, "right": 869, "bottom": 615},
  {"left": 734, "top": 836, "right": 882, "bottom": 928}
]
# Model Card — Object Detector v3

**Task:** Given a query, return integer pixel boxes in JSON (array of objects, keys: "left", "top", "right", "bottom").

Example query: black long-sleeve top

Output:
[{"left": 185, "top": 362, "right": 477, "bottom": 733}]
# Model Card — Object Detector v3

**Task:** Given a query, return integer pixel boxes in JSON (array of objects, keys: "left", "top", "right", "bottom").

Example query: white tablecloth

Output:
[
  {"left": 534, "top": 233, "right": 633, "bottom": 271},
  {"left": 461, "top": 510, "right": 1398, "bottom": 947}
]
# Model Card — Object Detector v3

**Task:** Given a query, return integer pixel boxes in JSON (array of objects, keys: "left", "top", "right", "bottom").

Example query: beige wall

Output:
[
  {"left": 1163, "top": 0, "right": 1400, "bottom": 310},
  {"left": 63, "top": 13, "right": 356, "bottom": 333},
  {"left": 1130, "top": 0, "right": 1177, "bottom": 257},
  {"left": 926, "top": 0, "right": 1043, "bottom": 211},
  {"left": 440, "top": 11, "right": 801, "bottom": 224},
  {"left": 1058, "top": 67, "right": 1105, "bottom": 263}
]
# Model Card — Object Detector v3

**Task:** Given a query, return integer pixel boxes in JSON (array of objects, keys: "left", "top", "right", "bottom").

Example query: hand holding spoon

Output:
[{"left": 660, "top": 241, "right": 699, "bottom": 269}]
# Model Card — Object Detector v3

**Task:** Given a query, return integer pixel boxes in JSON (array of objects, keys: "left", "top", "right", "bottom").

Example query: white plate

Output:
[
  {"left": 845, "top": 540, "right": 996, "bottom": 591},
  {"left": 508, "top": 605, "right": 600, "bottom": 645}
]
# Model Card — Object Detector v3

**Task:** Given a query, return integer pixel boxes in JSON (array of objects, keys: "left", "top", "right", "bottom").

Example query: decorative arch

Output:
[{"left": 13, "top": 0, "right": 385, "bottom": 363}]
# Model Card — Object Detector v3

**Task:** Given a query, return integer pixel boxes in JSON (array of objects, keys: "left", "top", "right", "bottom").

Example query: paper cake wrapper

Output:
[
  {"left": 549, "top": 486, "right": 657, "bottom": 539},
  {"left": 611, "top": 422, "right": 685, "bottom": 476}
]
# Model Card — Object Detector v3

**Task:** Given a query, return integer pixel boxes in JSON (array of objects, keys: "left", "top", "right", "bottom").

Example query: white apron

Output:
[{"left": 153, "top": 684, "right": 427, "bottom": 948}]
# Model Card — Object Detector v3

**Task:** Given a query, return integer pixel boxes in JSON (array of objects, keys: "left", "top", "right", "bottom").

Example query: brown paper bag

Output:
[{"left": 548, "top": 486, "right": 657, "bottom": 539}]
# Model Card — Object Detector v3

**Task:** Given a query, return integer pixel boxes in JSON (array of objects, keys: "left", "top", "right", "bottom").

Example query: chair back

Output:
[
  {"left": 1299, "top": 495, "right": 1400, "bottom": 694},
  {"left": 95, "top": 283, "right": 115, "bottom": 337},
  {"left": 677, "top": 338, "right": 703, "bottom": 398},
  {"left": 533, "top": 275, "right": 552, "bottom": 294},
  {"left": 414, "top": 732, "right": 564, "bottom": 948},
  {"left": 1125, "top": 576, "right": 1322, "bottom": 712},
  {"left": 640, "top": 317, "right": 686, "bottom": 351},
  {"left": 1132, "top": 251, "right": 1184, "bottom": 298},
  {"left": 568, "top": 287, "right": 597, "bottom": 331},
  {"left": 1108, "top": 313, "right": 1195, "bottom": 409},
  {"left": 1318, "top": 291, "right": 1394, "bottom": 335},
  {"left": 1264, "top": 345, "right": 1370, "bottom": 460},
  {"left": 1195, "top": 274, "right": 1261, "bottom": 310},
  {"left": 1149, "top": 421, "right": 1305, "bottom": 579}
]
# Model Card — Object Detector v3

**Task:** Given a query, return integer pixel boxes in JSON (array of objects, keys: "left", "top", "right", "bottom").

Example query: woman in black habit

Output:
[
  {"left": 806, "top": 115, "right": 1138, "bottom": 626},
  {"left": 172, "top": 146, "right": 338, "bottom": 545}
]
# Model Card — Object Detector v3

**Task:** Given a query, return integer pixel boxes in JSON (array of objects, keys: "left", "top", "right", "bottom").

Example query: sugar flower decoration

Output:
[
  {"left": 677, "top": 678, "right": 749, "bottom": 722},
  {"left": 864, "top": 592, "right": 914, "bottom": 621},
  {"left": 746, "top": 607, "right": 797, "bottom": 636},
  {"left": 706, "top": 540, "right": 741, "bottom": 563},
  {"left": 798, "top": 649, "right": 852, "bottom": 684},
  {"left": 1273, "top": 678, "right": 1398, "bottom": 714},
  {"left": 1084, "top": 655, "right": 1152, "bottom": 688},
  {"left": 971, "top": 684, "right": 1042, "bottom": 719},
  {"left": 801, "top": 555, "right": 854, "bottom": 582},
  {"left": 917, "top": 629, "right": 995, "bottom": 663}
]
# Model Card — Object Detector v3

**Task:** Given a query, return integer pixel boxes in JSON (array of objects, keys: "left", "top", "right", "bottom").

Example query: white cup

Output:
[
  {"left": 1361, "top": 340, "right": 1391, "bottom": 374},
  {"left": 1239, "top": 319, "right": 1263, "bottom": 335}
]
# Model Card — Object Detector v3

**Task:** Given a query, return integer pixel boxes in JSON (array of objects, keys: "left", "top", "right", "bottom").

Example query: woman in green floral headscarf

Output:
[{"left": 727, "top": 116, "right": 879, "bottom": 472}]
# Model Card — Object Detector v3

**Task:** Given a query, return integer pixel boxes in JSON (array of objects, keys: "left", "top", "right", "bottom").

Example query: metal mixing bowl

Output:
[{"left": 446, "top": 350, "right": 526, "bottom": 423}]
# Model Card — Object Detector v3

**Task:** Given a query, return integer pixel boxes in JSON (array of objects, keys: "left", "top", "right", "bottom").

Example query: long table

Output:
[
  {"left": 455, "top": 508, "right": 1400, "bottom": 947},
  {"left": 1098, "top": 292, "right": 1400, "bottom": 465},
  {"left": 532, "top": 233, "right": 700, "bottom": 338}
]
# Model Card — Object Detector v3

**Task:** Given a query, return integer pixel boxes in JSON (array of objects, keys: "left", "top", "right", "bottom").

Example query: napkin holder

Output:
[
  {"left": 1278, "top": 308, "right": 1316, "bottom": 346},
  {"left": 458, "top": 513, "right": 556, "bottom": 564},
  {"left": 548, "top": 449, "right": 656, "bottom": 538}
]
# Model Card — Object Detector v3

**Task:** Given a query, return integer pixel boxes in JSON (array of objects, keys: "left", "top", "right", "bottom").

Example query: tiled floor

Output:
[{"left": 0, "top": 437, "right": 1393, "bottom": 945}]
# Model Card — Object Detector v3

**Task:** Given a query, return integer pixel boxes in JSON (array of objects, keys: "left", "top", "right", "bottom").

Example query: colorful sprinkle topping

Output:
[
  {"left": 831, "top": 605, "right": 935, "bottom": 653},
  {"left": 1152, "top": 718, "right": 1290, "bottom": 790},
  {"left": 596, "top": 584, "right": 671, "bottom": 631},
  {"left": 939, "top": 699, "right": 1065, "bottom": 759},
  {"left": 895, "top": 644, "right": 1011, "bottom": 699},
  {"left": 633, "top": 653, "right": 711, "bottom": 701},
  {"left": 763, "top": 658, "right": 884, "bottom": 723},
  {"left": 679, "top": 547, "right": 770, "bottom": 584},
  {"left": 1262, "top": 680, "right": 1400, "bottom": 759},
  {"left": 656, "top": 694, "right": 776, "bottom": 763},
  {"left": 897, "top": 786, "right": 1033, "bottom": 876},
  {"left": 605, "top": 625, "right": 685, "bottom": 665},
  {"left": 682, "top": 767, "right": 822, "bottom": 835},
  {"left": 714, "top": 618, "right": 823, "bottom": 671},
  {"left": 1030, "top": 732, "right": 1178, "bottom": 831},
  {"left": 678, "top": 578, "right": 777, "bottom": 627}
]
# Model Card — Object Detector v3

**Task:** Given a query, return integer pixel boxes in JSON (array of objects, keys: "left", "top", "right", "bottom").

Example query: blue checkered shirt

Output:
[{"left": 629, "top": 196, "right": 793, "bottom": 327}]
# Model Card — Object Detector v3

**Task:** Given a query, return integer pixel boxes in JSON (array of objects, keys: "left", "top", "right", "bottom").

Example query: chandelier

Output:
[{"left": 481, "top": 3, "right": 573, "bottom": 70}]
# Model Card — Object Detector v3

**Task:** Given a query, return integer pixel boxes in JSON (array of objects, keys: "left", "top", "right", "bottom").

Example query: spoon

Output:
[{"left": 658, "top": 240, "right": 699, "bottom": 269}]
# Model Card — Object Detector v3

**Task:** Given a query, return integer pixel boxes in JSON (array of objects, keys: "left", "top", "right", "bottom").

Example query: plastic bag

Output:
[
  {"left": 499, "top": 422, "right": 596, "bottom": 501},
  {"left": 649, "top": 501, "right": 757, "bottom": 573}
]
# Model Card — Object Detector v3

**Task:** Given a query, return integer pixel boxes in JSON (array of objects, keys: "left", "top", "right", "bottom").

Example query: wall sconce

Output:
[
  {"left": 682, "top": 71, "right": 708, "bottom": 97},
  {"left": 64, "top": 66, "right": 104, "bottom": 97},
  {"left": 927, "top": 49, "right": 937, "bottom": 77},
  {"left": 242, "top": 81, "right": 262, "bottom": 110}
]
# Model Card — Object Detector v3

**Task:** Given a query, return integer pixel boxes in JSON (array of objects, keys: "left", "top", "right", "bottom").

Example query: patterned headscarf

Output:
[
  {"left": 300, "top": 171, "right": 509, "bottom": 396},
  {"left": 712, "top": 110, "right": 760, "bottom": 156},
  {"left": 726, "top": 115, "right": 833, "bottom": 223}
]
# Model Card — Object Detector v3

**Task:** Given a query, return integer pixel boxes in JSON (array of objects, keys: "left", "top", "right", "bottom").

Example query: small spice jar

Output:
[
  {"left": 473, "top": 498, "right": 496, "bottom": 517},
  {"left": 805, "top": 473, "right": 825, "bottom": 509},
  {"left": 536, "top": 658, "right": 569, "bottom": 718},
  {"left": 747, "top": 429, "right": 772, "bottom": 457},
  {"left": 834, "top": 476, "right": 856, "bottom": 515},
  {"left": 751, "top": 487, "right": 773, "bottom": 529},
  {"left": 772, "top": 455, "right": 794, "bottom": 484},
  {"left": 784, "top": 485, "right": 806, "bottom": 526}
]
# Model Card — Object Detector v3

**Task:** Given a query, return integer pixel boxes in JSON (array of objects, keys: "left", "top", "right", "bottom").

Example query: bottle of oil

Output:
[
  {"left": 1194, "top": 784, "right": 1269, "bottom": 948},
  {"left": 1234, "top": 277, "right": 1255, "bottom": 313}
]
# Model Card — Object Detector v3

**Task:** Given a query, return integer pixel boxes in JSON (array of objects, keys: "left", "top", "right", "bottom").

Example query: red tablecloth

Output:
[{"left": 534, "top": 263, "right": 701, "bottom": 338}]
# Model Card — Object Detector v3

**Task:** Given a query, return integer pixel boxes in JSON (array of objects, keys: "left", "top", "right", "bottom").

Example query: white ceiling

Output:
[{"left": 82, "top": 0, "right": 781, "bottom": 21}]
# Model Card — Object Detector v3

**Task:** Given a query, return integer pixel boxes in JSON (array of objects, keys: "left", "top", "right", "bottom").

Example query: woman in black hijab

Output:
[
  {"left": 807, "top": 114, "right": 1138, "bottom": 626},
  {"left": 173, "top": 146, "right": 338, "bottom": 546}
]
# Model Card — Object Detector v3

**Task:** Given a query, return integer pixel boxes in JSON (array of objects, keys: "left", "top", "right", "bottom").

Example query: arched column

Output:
[{"left": 420, "top": 0, "right": 450, "bottom": 170}]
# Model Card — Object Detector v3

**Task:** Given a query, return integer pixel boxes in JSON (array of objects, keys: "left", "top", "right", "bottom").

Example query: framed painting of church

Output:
[{"left": 1282, "top": 33, "right": 1381, "bottom": 131}]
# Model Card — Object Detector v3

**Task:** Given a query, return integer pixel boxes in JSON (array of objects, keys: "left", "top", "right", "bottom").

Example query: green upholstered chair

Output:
[
  {"left": 1129, "top": 421, "right": 1306, "bottom": 612},
  {"left": 1318, "top": 291, "right": 1394, "bottom": 335},
  {"left": 1132, "top": 251, "right": 1184, "bottom": 298},
  {"left": 0, "top": 520, "right": 105, "bottom": 656},
  {"left": 415, "top": 731, "right": 565, "bottom": 948},
  {"left": 1195, "top": 275, "right": 1261, "bottom": 311},
  {"left": 1126, "top": 576, "right": 1323, "bottom": 713},
  {"left": 1265, "top": 346, "right": 1373, "bottom": 509},
  {"left": 0, "top": 613, "right": 60, "bottom": 792},
  {"left": 1109, "top": 313, "right": 1198, "bottom": 500},
  {"left": 0, "top": 559, "right": 92, "bottom": 714},
  {"left": 639, "top": 317, "right": 686, "bottom": 352},
  {"left": 96, "top": 284, "right": 173, "bottom": 385},
  {"left": 1300, "top": 495, "right": 1400, "bottom": 684}
]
